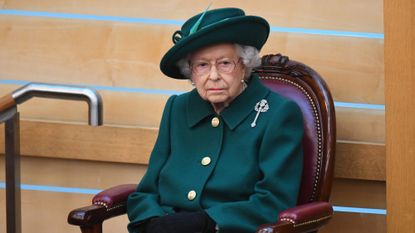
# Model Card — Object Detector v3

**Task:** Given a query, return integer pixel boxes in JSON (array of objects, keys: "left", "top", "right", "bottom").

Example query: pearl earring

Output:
[{"left": 241, "top": 79, "right": 248, "bottom": 90}]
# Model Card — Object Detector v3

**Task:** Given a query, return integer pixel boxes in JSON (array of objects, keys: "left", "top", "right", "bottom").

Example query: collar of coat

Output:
[{"left": 187, "top": 74, "right": 270, "bottom": 130}]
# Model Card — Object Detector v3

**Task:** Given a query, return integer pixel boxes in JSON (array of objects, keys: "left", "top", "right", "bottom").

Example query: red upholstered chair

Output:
[{"left": 68, "top": 54, "right": 336, "bottom": 233}]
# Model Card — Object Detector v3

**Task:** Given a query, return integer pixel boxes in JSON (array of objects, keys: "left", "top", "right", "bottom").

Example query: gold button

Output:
[
  {"left": 211, "top": 117, "right": 220, "bottom": 127},
  {"left": 187, "top": 190, "right": 197, "bottom": 201},
  {"left": 201, "top": 157, "right": 211, "bottom": 166}
]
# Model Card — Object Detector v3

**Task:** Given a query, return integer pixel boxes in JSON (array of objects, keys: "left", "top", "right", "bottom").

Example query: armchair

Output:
[{"left": 68, "top": 54, "right": 336, "bottom": 233}]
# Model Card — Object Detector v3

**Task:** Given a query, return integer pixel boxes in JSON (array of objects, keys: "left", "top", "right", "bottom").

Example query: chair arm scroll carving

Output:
[{"left": 68, "top": 184, "right": 137, "bottom": 230}]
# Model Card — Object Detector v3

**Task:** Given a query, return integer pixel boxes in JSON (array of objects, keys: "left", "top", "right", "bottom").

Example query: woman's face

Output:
[{"left": 190, "top": 43, "right": 246, "bottom": 113}]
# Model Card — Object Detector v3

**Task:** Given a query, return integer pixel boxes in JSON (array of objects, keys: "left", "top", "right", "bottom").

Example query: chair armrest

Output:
[
  {"left": 256, "top": 202, "right": 333, "bottom": 233},
  {"left": 68, "top": 184, "right": 137, "bottom": 226}
]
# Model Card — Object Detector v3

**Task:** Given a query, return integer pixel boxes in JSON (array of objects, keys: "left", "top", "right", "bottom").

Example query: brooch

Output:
[{"left": 251, "top": 99, "right": 269, "bottom": 127}]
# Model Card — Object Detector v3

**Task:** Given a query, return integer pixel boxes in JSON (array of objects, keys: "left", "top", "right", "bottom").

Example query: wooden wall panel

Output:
[
  {"left": 263, "top": 33, "right": 384, "bottom": 104},
  {"left": 0, "top": 85, "right": 385, "bottom": 142},
  {"left": 336, "top": 142, "right": 385, "bottom": 180},
  {"left": 0, "top": 121, "right": 157, "bottom": 164},
  {"left": 0, "top": 120, "right": 385, "bottom": 181},
  {"left": 0, "top": 85, "right": 171, "bottom": 127},
  {"left": 326, "top": 178, "right": 386, "bottom": 232},
  {"left": 0, "top": 156, "right": 147, "bottom": 190},
  {"left": 385, "top": 0, "right": 415, "bottom": 232},
  {"left": 0, "top": 16, "right": 188, "bottom": 91},
  {"left": 2, "top": 0, "right": 383, "bottom": 33},
  {"left": 336, "top": 107, "right": 384, "bottom": 143},
  {"left": 0, "top": 1, "right": 386, "bottom": 232},
  {"left": 0, "top": 16, "right": 384, "bottom": 104},
  {"left": 321, "top": 213, "right": 385, "bottom": 233},
  {"left": 331, "top": 178, "right": 385, "bottom": 208},
  {"left": 0, "top": 157, "right": 386, "bottom": 233}
]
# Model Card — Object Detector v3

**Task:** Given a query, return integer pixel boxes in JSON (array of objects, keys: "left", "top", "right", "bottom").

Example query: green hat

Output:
[{"left": 160, "top": 7, "right": 270, "bottom": 79}]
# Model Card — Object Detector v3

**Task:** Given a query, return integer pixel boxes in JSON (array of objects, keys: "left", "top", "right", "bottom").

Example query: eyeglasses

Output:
[{"left": 190, "top": 58, "right": 241, "bottom": 76}]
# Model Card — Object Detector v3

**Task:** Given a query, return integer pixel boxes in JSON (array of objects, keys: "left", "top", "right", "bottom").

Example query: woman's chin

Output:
[{"left": 206, "top": 96, "right": 228, "bottom": 104}]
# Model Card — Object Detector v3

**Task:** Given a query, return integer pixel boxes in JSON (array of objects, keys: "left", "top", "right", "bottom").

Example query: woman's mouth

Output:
[{"left": 208, "top": 88, "right": 224, "bottom": 91}]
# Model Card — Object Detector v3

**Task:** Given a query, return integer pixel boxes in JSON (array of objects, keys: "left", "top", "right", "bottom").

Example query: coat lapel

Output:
[
  {"left": 221, "top": 75, "right": 270, "bottom": 130},
  {"left": 187, "top": 89, "right": 214, "bottom": 128},
  {"left": 186, "top": 74, "right": 270, "bottom": 130}
]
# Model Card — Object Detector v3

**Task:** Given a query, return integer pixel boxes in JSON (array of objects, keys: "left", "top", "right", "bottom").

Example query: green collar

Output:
[{"left": 187, "top": 75, "right": 270, "bottom": 130}]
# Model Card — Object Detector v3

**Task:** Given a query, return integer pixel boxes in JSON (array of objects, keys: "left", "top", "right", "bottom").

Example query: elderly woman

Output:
[{"left": 127, "top": 7, "right": 304, "bottom": 233}]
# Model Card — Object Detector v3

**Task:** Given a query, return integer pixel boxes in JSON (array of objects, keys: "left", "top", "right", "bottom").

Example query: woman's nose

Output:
[{"left": 208, "top": 65, "right": 220, "bottom": 80}]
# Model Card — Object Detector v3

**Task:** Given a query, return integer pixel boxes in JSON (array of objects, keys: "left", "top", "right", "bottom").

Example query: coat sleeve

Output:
[
  {"left": 205, "top": 100, "right": 304, "bottom": 233},
  {"left": 127, "top": 95, "right": 176, "bottom": 232}
]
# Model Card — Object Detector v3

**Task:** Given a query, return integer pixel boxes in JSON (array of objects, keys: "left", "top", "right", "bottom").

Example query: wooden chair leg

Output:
[{"left": 80, "top": 223, "right": 102, "bottom": 233}]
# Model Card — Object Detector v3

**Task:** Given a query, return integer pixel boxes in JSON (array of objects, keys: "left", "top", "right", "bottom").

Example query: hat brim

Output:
[{"left": 160, "top": 16, "right": 270, "bottom": 79}]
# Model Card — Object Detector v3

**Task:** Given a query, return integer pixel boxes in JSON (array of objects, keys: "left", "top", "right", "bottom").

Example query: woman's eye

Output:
[
  {"left": 220, "top": 61, "right": 231, "bottom": 65},
  {"left": 218, "top": 61, "right": 232, "bottom": 68},
  {"left": 196, "top": 62, "right": 209, "bottom": 68}
]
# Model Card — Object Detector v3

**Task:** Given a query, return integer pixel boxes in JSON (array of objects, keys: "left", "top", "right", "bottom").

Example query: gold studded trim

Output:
[
  {"left": 280, "top": 214, "right": 332, "bottom": 228},
  {"left": 93, "top": 201, "right": 125, "bottom": 212},
  {"left": 260, "top": 75, "right": 323, "bottom": 201},
  {"left": 279, "top": 217, "right": 296, "bottom": 224}
]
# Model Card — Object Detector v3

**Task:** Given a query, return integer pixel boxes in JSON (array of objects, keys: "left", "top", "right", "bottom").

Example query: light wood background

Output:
[
  {"left": 0, "top": 156, "right": 385, "bottom": 233},
  {"left": 0, "top": 0, "right": 386, "bottom": 232},
  {"left": 384, "top": 0, "right": 415, "bottom": 232},
  {"left": 0, "top": 0, "right": 385, "bottom": 180}
]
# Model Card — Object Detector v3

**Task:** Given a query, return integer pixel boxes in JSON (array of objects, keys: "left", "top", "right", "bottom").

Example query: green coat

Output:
[{"left": 127, "top": 75, "right": 304, "bottom": 233}]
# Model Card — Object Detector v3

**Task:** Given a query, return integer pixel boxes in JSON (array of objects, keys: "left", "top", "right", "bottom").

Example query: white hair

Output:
[{"left": 176, "top": 44, "right": 262, "bottom": 80}]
